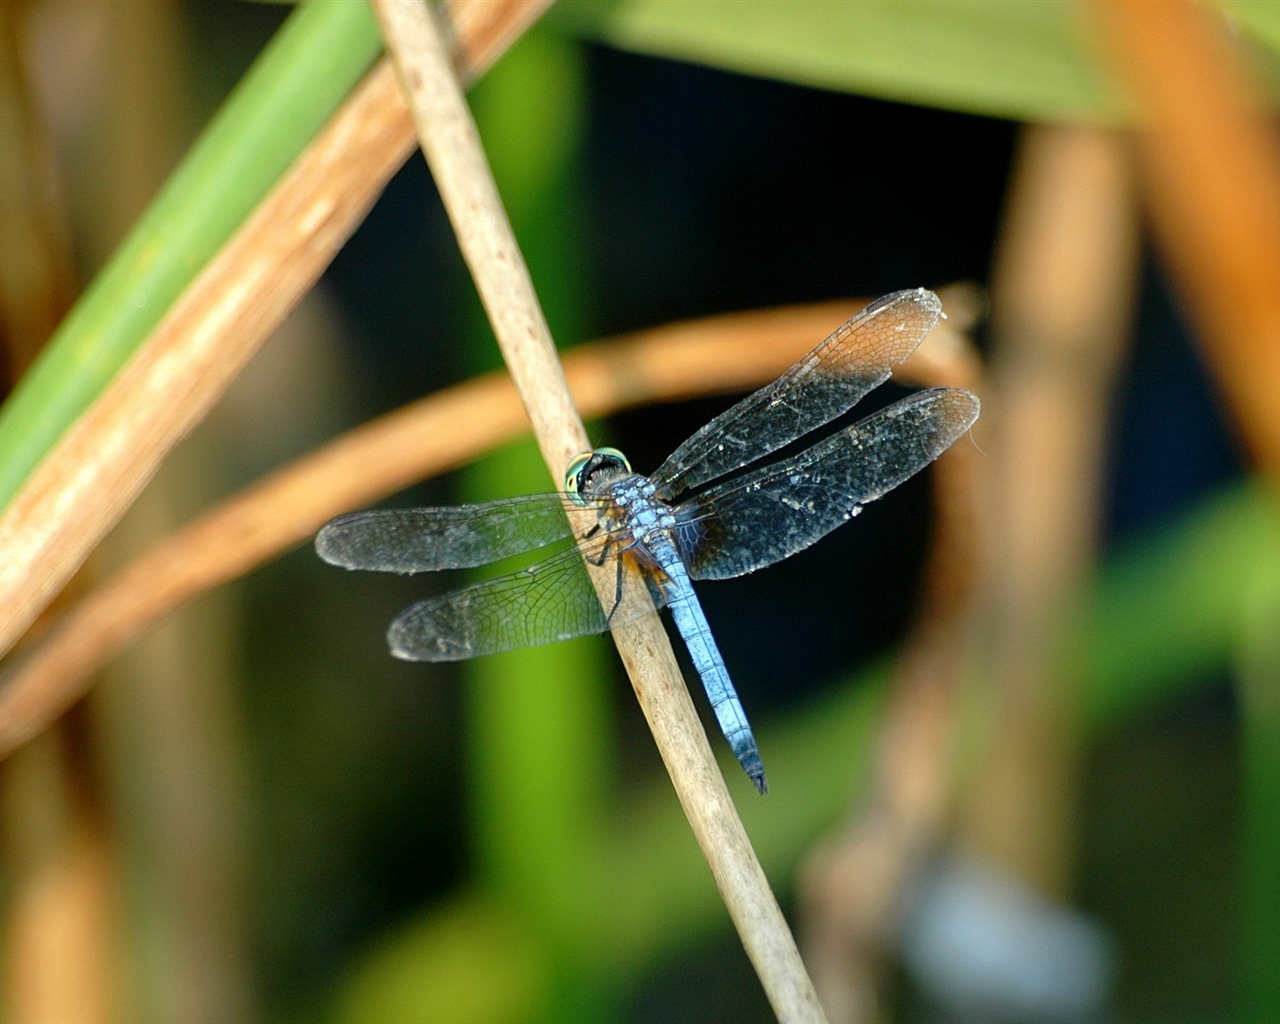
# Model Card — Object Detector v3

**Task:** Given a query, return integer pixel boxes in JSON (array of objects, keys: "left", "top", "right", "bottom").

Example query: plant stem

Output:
[{"left": 368, "top": 1, "right": 826, "bottom": 1019}]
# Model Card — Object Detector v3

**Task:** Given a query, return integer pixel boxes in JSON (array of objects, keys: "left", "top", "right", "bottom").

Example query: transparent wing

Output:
[
  {"left": 681, "top": 388, "right": 979, "bottom": 580},
  {"left": 387, "top": 540, "right": 672, "bottom": 661},
  {"left": 315, "top": 494, "right": 579, "bottom": 573},
  {"left": 652, "top": 289, "right": 943, "bottom": 497}
]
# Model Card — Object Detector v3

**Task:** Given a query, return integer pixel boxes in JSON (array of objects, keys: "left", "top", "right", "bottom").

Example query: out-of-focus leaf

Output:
[
  {"left": 335, "top": 898, "right": 551, "bottom": 1024},
  {"left": 551, "top": 0, "right": 1125, "bottom": 123},
  {"left": 1235, "top": 500, "right": 1280, "bottom": 1021},
  {"left": 1079, "top": 481, "right": 1280, "bottom": 734},
  {"left": 1225, "top": 0, "right": 1280, "bottom": 57},
  {"left": 463, "top": 33, "right": 613, "bottom": 1008}
]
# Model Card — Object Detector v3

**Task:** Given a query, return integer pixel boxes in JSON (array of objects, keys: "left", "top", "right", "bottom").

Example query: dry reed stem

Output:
[
  {"left": 1, "top": 735, "right": 119, "bottom": 1023},
  {"left": 798, "top": 308, "right": 985, "bottom": 1024},
  {"left": 0, "top": 0, "right": 550, "bottom": 660},
  {"left": 1089, "top": 0, "right": 1280, "bottom": 479},
  {"left": 961, "top": 125, "right": 1137, "bottom": 896},
  {"left": 369, "top": 2, "right": 827, "bottom": 1019},
  {"left": 800, "top": 125, "right": 1136, "bottom": 1023}
]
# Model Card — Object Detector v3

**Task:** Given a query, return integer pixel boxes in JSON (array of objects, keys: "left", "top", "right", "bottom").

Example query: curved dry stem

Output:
[
  {"left": 0, "top": 301, "right": 974, "bottom": 755},
  {"left": 800, "top": 124, "right": 1137, "bottom": 1021},
  {"left": 1088, "top": 0, "right": 1280, "bottom": 478},
  {"left": 369, "top": 1, "right": 829, "bottom": 1018}
]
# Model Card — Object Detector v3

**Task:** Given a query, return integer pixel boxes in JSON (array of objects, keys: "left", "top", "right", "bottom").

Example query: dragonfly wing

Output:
[
  {"left": 683, "top": 388, "right": 979, "bottom": 580},
  {"left": 315, "top": 494, "right": 576, "bottom": 573},
  {"left": 388, "top": 541, "right": 673, "bottom": 660},
  {"left": 652, "top": 289, "right": 943, "bottom": 497}
]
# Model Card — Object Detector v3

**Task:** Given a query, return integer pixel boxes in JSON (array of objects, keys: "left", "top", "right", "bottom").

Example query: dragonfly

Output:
[{"left": 316, "top": 289, "right": 979, "bottom": 793}]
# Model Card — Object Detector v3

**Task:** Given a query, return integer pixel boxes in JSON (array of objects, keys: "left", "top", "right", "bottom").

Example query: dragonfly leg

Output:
[
  {"left": 576, "top": 525, "right": 629, "bottom": 623},
  {"left": 581, "top": 522, "right": 612, "bottom": 567},
  {"left": 606, "top": 553, "right": 626, "bottom": 624},
  {"left": 583, "top": 521, "right": 643, "bottom": 565}
]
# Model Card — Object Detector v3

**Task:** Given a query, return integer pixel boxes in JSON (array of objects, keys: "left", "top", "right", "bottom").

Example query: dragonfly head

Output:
[{"left": 564, "top": 447, "right": 632, "bottom": 504}]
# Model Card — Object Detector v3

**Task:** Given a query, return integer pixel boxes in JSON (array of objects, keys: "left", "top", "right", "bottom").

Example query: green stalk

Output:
[{"left": 1236, "top": 497, "right": 1280, "bottom": 1023}]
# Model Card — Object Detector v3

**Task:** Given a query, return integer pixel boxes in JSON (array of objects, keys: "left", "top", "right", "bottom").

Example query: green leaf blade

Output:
[{"left": 553, "top": 0, "right": 1126, "bottom": 123}]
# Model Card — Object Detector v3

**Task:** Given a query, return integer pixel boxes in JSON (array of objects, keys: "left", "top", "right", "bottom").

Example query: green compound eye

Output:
[
  {"left": 593, "top": 447, "right": 630, "bottom": 469},
  {"left": 563, "top": 447, "right": 631, "bottom": 505},
  {"left": 563, "top": 452, "right": 593, "bottom": 504}
]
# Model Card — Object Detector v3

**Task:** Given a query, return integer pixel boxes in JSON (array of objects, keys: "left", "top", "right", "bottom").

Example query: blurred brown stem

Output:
[
  {"left": 962, "top": 124, "right": 1138, "bottom": 895},
  {"left": 798, "top": 308, "right": 985, "bottom": 1024},
  {"left": 798, "top": 123, "right": 1137, "bottom": 1024},
  {"left": 1090, "top": 0, "right": 1280, "bottom": 479}
]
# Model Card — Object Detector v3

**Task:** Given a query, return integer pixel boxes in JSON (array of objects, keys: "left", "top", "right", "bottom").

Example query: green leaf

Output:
[
  {"left": 552, "top": 0, "right": 1126, "bottom": 123},
  {"left": 1225, "top": 0, "right": 1280, "bottom": 57}
]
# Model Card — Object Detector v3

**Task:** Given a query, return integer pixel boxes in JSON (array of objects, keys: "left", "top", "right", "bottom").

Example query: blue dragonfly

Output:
[{"left": 316, "top": 289, "right": 979, "bottom": 793}]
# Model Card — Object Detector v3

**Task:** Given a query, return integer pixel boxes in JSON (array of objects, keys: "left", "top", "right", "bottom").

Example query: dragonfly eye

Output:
[{"left": 564, "top": 447, "right": 632, "bottom": 504}]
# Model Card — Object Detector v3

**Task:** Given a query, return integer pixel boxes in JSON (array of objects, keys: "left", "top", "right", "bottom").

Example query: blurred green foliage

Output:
[
  {"left": 552, "top": 0, "right": 1125, "bottom": 123},
  {"left": 8, "top": 1, "right": 1280, "bottom": 1021}
]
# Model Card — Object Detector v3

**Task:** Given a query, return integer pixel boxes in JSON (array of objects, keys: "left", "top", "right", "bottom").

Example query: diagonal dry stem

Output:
[
  {"left": 368, "top": 1, "right": 827, "bottom": 1019},
  {"left": 1088, "top": 0, "right": 1280, "bottom": 478},
  {"left": 0, "top": 0, "right": 550, "bottom": 660}
]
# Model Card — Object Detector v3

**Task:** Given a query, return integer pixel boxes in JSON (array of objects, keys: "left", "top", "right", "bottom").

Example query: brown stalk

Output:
[
  {"left": 0, "top": 0, "right": 551, "bottom": 660},
  {"left": 0, "top": 301, "right": 973, "bottom": 756},
  {"left": 798, "top": 298, "right": 986, "bottom": 1024},
  {"left": 1088, "top": 0, "right": 1280, "bottom": 479},
  {"left": 1, "top": 9, "right": 122, "bottom": 1024},
  {"left": 799, "top": 125, "right": 1137, "bottom": 1024},
  {"left": 958, "top": 124, "right": 1138, "bottom": 896},
  {"left": 368, "top": 1, "right": 827, "bottom": 1019}
]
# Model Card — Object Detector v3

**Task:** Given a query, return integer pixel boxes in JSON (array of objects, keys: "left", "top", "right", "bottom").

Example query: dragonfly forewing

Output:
[
  {"left": 652, "top": 288, "right": 943, "bottom": 497},
  {"left": 316, "top": 495, "right": 578, "bottom": 573},
  {"left": 683, "top": 387, "right": 979, "bottom": 580}
]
